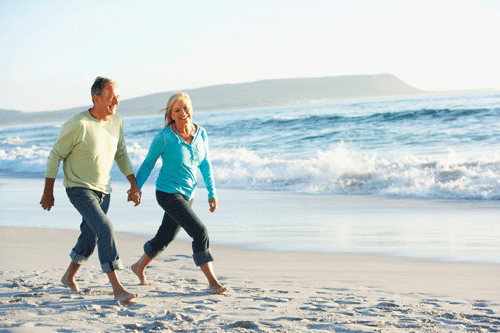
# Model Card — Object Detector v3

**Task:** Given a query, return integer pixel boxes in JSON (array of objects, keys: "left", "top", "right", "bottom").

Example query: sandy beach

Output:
[
  {"left": 1, "top": 226, "right": 499, "bottom": 332},
  {"left": 1, "top": 177, "right": 500, "bottom": 332}
]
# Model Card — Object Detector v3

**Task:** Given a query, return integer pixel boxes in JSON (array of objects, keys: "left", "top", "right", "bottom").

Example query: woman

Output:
[{"left": 131, "top": 92, "right": 227, "bottom": 294}]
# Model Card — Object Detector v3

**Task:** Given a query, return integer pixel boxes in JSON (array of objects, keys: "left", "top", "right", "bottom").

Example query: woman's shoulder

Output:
[
  {"left": 157, "top": 126, "right": 175, "bottom": 137},
  {"left": 149, "top": 126, "right": 172, "bottom": 143},
  {"left": 195, "top": 124, "right": 208, "bottom": 137}
]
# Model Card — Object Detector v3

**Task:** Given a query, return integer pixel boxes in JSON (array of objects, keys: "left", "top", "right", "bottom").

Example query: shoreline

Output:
[{"left": 2, "top": 177, "right": 500, "bottom": 264}]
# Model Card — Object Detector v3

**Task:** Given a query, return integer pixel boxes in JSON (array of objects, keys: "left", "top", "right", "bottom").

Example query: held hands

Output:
[
  {"left": 127, "top": 186, "right": 142, "bottom": 206},
  {"left": 208, "top": 198, "right": 218, "bottom": 213},
  {"left": 126, "top": 174, "right": 141, "bottom": 206}
]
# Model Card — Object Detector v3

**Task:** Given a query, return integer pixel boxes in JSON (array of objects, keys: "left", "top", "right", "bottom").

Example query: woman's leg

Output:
[
  {"left": 132, "top": 193, "right": 181, "bottom": 284},
  {"left": 131, "top": 253, "right": 153, "bottom": 285},
  {"left": 200, "top": 262, "right": 227, "bottom": 294},
  {"left": 155, "top": 192, "right": 226, "bottom": 293}
]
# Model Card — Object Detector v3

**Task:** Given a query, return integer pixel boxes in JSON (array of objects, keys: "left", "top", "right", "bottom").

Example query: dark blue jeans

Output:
[
  {"left": 66, "top": 187, "right": 124, "bottom": 273},
  {"left": 144, "top": 191, "right": 214, "bottom": 266}
]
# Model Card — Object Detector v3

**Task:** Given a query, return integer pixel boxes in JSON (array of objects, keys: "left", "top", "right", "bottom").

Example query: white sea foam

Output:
[
  {"left": 0, "top": 139, "right": 499, "bottom": 199},
  {"left": 2, "top": 139, "right": 500, "bottom": 200},
  {"left": 207, "top": 143, "right": 500, "bottom": 200},
  {"left": 2, "top": 137, "right": 28, "bottom": 145}
]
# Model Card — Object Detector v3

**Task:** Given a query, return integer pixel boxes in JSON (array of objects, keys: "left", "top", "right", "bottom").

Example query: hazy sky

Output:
[{"left": 1, "top": 0, "right": 498, "bottom": 112}]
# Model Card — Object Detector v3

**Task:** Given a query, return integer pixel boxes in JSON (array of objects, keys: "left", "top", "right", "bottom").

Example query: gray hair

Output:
[
  {"left": 163, "top": 92, "right": 192, "bottom": 128},
  {"left": 91, "top": 77, "right": 115, "bottom": 101}
]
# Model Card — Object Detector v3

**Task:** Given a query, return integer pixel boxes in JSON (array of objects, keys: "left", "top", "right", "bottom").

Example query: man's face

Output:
[{"left": 95, "top": 83, "right": 120, "bottom": 116}]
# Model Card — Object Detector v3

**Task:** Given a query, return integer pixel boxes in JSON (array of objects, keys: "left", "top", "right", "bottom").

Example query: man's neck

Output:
[{"left": 89, "top": 107, "right": 110, "bottom": 121}]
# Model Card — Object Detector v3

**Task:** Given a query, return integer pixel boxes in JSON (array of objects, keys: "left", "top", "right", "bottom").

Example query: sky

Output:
[{"left": 1, "top": 0, "right": 499, "bottom": 112}]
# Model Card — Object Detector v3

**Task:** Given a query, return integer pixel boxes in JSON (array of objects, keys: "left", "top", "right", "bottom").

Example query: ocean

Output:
[{"left": 1, "top": 92, "right": 500, "bottom": 263}]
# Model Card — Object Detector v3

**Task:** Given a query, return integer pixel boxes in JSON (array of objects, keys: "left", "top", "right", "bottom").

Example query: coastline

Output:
[
  {"left": 2, "top": 177, "right": 500, "bottom": 264},
  {"left": 1, "top": 177, "right": 500, "bottom": 330}
]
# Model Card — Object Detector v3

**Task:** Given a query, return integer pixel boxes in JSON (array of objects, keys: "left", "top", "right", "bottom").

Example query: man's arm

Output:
[
  {"left": 40, "top": 177, "right": 56, "bottom": 211},
  {"left": 126, "top": 174, "right": 141, "bottom": 206}
]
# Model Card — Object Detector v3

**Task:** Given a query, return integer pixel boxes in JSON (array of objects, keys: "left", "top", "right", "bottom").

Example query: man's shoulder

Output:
[
  {"left": 110, "top": 113, "right": 123, "bottom": 121},
  {"left": 67, "top": 110, "right": 88, "bottom": 121},
  {"left": 61, "top": 110, "right": 89, "bottom": 129},
  {"left": 107, "top": 114, "right": 124, "bottom": 127}
]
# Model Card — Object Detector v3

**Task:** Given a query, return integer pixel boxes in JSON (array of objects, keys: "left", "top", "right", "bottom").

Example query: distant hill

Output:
[{"left": 2, "top": 74, "right": 429, "bottom": 126}]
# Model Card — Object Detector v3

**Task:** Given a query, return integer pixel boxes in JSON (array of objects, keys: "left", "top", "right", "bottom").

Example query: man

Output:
[{"left": 40, "top": 77, "right": 141, "bottom": 303}]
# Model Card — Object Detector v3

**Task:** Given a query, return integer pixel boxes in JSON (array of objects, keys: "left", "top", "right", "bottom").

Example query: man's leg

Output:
[
  {"left": 66, "top": 188, "right": 122, "bottom": 271},
  {"left": 66, "top": 187, "right": 137, "bottom": 301},
  {"left": 61, "top": 261, "right": 81, "bottom": 292}
]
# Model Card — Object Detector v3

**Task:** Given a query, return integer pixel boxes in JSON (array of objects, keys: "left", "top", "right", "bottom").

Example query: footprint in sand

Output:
[{"left": 228, "top": 321, "right": 259, "bottom": 329}]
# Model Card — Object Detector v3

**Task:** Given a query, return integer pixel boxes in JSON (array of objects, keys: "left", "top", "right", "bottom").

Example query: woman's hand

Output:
[
  {"left": 208, "top": 198, "right": 218, "bottom": 213},
  {"left": 127, "top": 187, "right": 142, "bottom": 206},
  {"left": 126, "top": 174, "right": 142, "bottom": 206}
]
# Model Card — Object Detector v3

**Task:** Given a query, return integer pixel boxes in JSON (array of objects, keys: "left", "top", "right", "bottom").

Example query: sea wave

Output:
[
  {"left": 261, "top": 107, "right": 500, "bottom": 128},
  {"left": 209, "top": 143, "right": 500, "bottom": 199},
  {"left": 2, "top": 139, "right": 500, "bottom": 200}
]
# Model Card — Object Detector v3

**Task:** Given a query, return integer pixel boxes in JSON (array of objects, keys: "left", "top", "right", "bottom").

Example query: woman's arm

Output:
[
  {"left": 136, "top": 132, "right": 165, "bottom": 190},
  {"left": 198, "top": 129, "right": 217, "bottom": 199}
]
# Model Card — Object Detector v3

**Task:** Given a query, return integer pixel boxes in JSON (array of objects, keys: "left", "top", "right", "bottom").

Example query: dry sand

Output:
[{"left": 1, "top": 226, "right": 499, "bottom": 332}]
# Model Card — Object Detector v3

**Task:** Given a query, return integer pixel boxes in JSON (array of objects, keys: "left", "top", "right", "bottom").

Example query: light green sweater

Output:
[{"left": 45, "top": 110, "right": 133, "bottom": 194}]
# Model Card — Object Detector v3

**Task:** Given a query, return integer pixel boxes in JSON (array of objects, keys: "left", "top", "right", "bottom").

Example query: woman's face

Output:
[{"left": 170, "top": 98, "right": 192, "bottom": 126}]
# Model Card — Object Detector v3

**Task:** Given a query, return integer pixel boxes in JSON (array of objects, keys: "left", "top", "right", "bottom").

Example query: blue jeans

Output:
[
  {"left": 143, "top": 191, "right": 214, "bottom": 266},
  {"left": 66, "top": 187, "right": 124, "bottom": 273}
]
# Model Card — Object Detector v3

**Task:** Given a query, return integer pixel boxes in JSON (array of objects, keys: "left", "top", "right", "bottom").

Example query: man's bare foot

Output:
[
  {"left": 131, "top": 262, "right": 151, "bottom": 285},
  {"left": 115, "top": 291, "right": 139, "bottom": 304},
  {"left": 208, "top": 283, "right": 227, "bottom": 295},
  {"left": 61, "top": 273, "right": 80, "bottom": 292}
]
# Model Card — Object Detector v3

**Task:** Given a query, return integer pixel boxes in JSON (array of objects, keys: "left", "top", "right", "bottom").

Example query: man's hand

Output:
[
  {"left": 127, "top": 187, "right": 141, "bottom": 206},
  {"left": 208, "top": 198, "right": 218, "bottom": 213},
  {"left": 40, "top": 178, "right": 56, "bottom": 211},
  {"left": 126, "top": 174, "right": 141, "bottom": 206}
]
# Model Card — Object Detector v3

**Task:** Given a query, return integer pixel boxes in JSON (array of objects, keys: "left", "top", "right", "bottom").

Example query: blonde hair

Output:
[{"left": 163, "top": 92, "right": 192, "bottom": 128}]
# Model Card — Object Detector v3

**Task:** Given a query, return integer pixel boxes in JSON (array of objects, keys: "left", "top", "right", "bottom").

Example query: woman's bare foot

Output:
[
  {"left": 208, "top": 283, "right": 227, "bottom": 295},
  {"left": 115, "top": 291, "right": 139, "bottom": 303},
  {"left": 61, "top": 272, "right": 80, "bottom": 292},
  {"left": 131, "top": 262, "right": 151, "bottom": 285}
]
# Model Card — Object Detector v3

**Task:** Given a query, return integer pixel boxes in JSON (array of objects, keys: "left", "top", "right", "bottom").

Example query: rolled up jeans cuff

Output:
[
  {"left": 193, "top": 249, "right": 214, "bottom": 266},
  {"left": 70, "top": 250, "right": 124, "bottom": 273},
  {"left": 143, "top": 241, "right": 160, "bottom": 260},
  {"left": 100, "top": 259, "right": 124, "bottom": 273},
  {"left": 70, "top": 250, "right": 89, "bottom": 265}
]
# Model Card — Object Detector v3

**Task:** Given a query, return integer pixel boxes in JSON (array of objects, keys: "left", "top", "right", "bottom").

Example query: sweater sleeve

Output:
[
  {"left": 45, "top": 118, "right": 81, "bottom": 179},
  {"left": 198, "top": 130, "right": 217, "bottom": 199},
  {"left": 136, "top": 132, "right": 165, "bottom": 190},
  {"left": 114, "top": 121, "right": 134, "bottom": 177}
]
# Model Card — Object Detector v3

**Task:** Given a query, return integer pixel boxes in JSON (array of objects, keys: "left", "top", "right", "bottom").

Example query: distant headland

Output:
[{"left": 0, "top": 74, "right": 494, "bottom": 126}]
